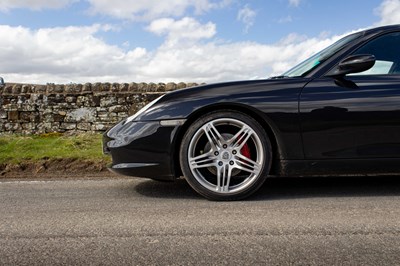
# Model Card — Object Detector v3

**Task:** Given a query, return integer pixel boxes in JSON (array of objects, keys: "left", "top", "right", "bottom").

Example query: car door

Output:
[{"left": 300, "top": 31, "right": 400, "bottom": 160}]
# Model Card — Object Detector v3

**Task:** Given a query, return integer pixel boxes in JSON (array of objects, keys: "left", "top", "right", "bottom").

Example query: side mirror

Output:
[{"left": 327, "top": 54, "right": 376, "bottom": 77}]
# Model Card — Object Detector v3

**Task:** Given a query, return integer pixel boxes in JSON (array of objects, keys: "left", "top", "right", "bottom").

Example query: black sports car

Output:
[{"left": 103, "top": 25, "right": 400, "bottom": 200}]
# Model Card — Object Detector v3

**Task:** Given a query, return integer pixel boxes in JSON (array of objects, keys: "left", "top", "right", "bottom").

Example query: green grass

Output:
[{"left": 0, "top": 133, "right": 110, "bottom": 164}]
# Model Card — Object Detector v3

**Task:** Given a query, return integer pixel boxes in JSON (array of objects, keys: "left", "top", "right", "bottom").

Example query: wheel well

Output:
[{"left": 172, "top": 104, "right": 280, "bottom": 178}]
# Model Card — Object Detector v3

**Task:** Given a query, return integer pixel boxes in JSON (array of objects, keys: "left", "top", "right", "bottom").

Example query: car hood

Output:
[{"left": 137, "top": 77, "right": 311, "bottom": 121}]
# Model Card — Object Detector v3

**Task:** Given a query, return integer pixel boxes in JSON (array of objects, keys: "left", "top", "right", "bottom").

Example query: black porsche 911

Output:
[{"left": 103, "top": 25, "right": 400, "bottom": 200}]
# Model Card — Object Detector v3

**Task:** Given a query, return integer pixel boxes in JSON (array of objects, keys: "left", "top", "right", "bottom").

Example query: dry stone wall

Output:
[{"left": 0, "top": 82, "right": 199, "bottom": 135}]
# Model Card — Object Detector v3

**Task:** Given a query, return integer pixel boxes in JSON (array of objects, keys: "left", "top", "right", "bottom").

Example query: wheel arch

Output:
[{"left": 172, "top": 103, "right": 283, "bottom": 178}]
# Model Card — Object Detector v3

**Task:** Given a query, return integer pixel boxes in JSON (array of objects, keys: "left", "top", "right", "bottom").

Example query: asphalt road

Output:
[{"left": 1, "top": 176, "right": 400, "bottom": 265}]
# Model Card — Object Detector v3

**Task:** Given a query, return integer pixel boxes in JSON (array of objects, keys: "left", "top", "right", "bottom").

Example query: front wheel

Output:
[{"left": 180, "top": 111, "right": 272, "bottom": 200}]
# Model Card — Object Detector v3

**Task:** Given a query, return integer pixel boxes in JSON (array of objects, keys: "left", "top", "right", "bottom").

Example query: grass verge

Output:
[
  {"left": 0, "top": 133, "right": 110, "bottom": 164},
  {"left": 0, "top": 133, "right": 112, "bottom": 178}
]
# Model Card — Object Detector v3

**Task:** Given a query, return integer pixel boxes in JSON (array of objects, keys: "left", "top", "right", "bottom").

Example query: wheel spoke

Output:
[
  {"left": 202, "top": 122, "right": 224, "bottom": 150},
  {"left": 234, "top": 154, "right": 261, "bottom": 174},
  {"left": 216, "top": 164, "right": 233, "bottom": 192},
  {"left": 229, "top": 125, "right": 253, "bottom": 149},
  {"left": 189, "top": 152, "right": 216, "bottom": 169}
]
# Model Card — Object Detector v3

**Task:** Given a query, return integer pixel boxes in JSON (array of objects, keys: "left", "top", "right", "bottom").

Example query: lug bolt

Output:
[
  {"left": 214, "top": 151, "right": 219, "bottom": 156},
  {"left": 232, "top": 150, "right": 237, "bottom": 155},
  {"left": 229, "top": 161, "right": 234, "bottom": 165},
  {"left": 223, "top": 144, "right": 228, "bottom": 149},
  {"left": 218, "top": 161, "right": 223, "bottom": 166}
]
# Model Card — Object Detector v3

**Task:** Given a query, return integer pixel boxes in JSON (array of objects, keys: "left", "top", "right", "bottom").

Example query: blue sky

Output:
[{"left": 0, "top": 0, "right": 399, "bottom": 84}]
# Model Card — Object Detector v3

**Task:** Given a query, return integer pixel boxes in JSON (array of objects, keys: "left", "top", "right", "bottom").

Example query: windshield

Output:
[{"left": 281, "top": 32, "right": 363, "bottom": 78}]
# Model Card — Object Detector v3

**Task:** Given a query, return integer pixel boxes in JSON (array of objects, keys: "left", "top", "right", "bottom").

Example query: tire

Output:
[{"left": 180, "top": 111, "right": 272, "bottom": 200}]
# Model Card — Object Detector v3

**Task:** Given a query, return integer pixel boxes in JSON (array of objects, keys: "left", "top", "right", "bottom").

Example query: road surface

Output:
[{"left": 1, "top": 176, "right": 400, "bottom": 265}]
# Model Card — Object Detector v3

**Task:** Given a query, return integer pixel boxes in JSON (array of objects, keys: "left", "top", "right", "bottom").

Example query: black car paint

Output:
[{"left": 104, "top": 25, "right": 400, "bottom": 180}]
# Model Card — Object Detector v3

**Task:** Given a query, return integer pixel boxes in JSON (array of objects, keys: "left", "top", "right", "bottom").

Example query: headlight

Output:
[{"left": 125, "top": 94, "right": 165, "bottom": 123}]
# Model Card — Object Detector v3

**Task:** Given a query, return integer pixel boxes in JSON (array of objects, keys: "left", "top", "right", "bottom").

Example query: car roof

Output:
[{"left": 362, "top": 24, "right": 400, "bottom": 36}]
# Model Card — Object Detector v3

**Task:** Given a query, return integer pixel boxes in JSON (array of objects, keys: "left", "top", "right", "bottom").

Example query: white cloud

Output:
[
  {"left": 237, "top": 4, "right": 257, "bottom": 33},
  {"left": 0, "top": 0, "right": 77, "bottom": 11},
  {"left": 374, "top": 0, "right": 400, "bottom": 25},
  {"left": 0, "top": 19, "right": 342, "bottom": 84},
  {"left": 0, "top": 24, "right": 149, "bottom": 83},
  {"left": 4, "top": 1, "right": 397, "bottom": 84},
  {"left": 86, "top": 0, "right": 230, "bottom": 20},
  {"left": 147, "top": 17, "right": 216, "bottom": 43},
  {"left": 288, "top": 0, "right": 301, "bottom": 7}
]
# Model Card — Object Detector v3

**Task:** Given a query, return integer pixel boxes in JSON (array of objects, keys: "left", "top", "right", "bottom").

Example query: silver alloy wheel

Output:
[{"left": 187, "top": 118, "right": 265, "bottom": 194}]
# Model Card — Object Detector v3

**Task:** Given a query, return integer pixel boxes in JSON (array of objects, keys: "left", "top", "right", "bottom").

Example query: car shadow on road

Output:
[
  {"left": 134, "top": 178, "right": 203, "bottom": 200},
  {"left": 251, "top": 175, "right": 400, "bottom": 201},
  {"left": 134, "top": 175, "right": 400, "bottom": 201}
]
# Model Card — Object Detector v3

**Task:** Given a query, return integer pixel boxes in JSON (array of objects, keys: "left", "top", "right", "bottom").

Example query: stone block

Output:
[
  {"left": 166, "top": 82, "right": 177, "bottom": 91},
  {"left": 96, "top": 107, "right": 107, "bottom": 112},
  {"left": 65, "top": 84, "right": 76, "bottom": 93},
  {"left": 36, "top": 122, "right": 53, "bottom": 133},
  {"left": 91, "top": 96, "right": 101, "bottom": 107},
  {"left": 20, "top": 104, "right": 36, "bottom": 112},
  {"left": 118, "top": 112, "right": 129, "bottom": 119},
  {"left": 77, "top": 122, "right": 92, "bottom": 131},
  {"left": 4, "top": 122, "right": 21, "bottom": 131},
  {"left": 3, "top": 103, "right": 18, "bottom": 111},
  {"left": 8, "top": 111, "right": 19, "bottom": 121},
  {"left": 30, "top": 112, "right": 40, "bottom": 123},
  {"left": 77, "top": 96, "right": 89, "bottom": 107},
  {"left": 82, "top": 83, "right": 92, "bottom": 92},
  {"left": 53, "top": 114, "right": 65, "bottom": 122},
  {"left": 21, "top": 123, "right": 36, "bottom": 130},
  {"left": 177, "top": 82, "right": 187, "bottom": 89},
  {"left": 12, "top": 84, "right": 22, "bottom": 94},
  {"left": 91, "top": 123, "right": 112, "bottom": 131},
  {"left": 34, "top": 85, "right": 47, "bottom": 93},
  {"left": 117, "top": 97, "right": 128, "bottom": 104},
  {"left": 97, "top": 112, "right": 109, "bottom": 121},
  {"left": 119, "top": 83, "right": 129, "bottom": 92},
  {"left": 137, "top": 83, "right": 148, "bottom": 91},
  {"left": 19, "top": 112, "right": 31, "bottom": 122},
  {"left": 60, "top": 123, "right": 76, "bottom": 130},
  {"left": 3, "top": 85, "right": 13, "bottom": 94},
  {"left": 100, "top": 96, "right": 118, "bottom": 107},
  {"left": 46, "top": 84, "right": 56, "bottom": 93},
  {"left": 92, "top": 83, "right": 101, "bottom": 92},
  {"left": 147, "top": 82, "right": 157, "bottom": 92},
  {"left": 65, "top": 96, "right": 77, "bottom": 103},
  {"left": 43, "top": 114, "right": 55, "bottom": 123},
  {"left": 54, "top": 85, "right": 64, "bottom": 93},
  {"left": 111, "top": 83, "right": 120, "bottom": 92},
  {"left": 0, "top": 110, "right": 7, "bottom": 119},
  {"left": 65, "top": 107, "right": 96, "bottom": 123},
  {"left": 128, "top": 82, "right": 138, "bottom": 92},
  {"left": 109, "top": 105, "right": 127, "bottom": 113},
  {"left": 187, "top": 83, "right": 199, "bottom": 88},
  {"left": 21, "top": 85, "right": 33, "bottom": 94},
  {"left": 157, "top": 83, "right": 166, "bottom": 91},
  {"left": 100, "top": 83, "right": 111, "bottom": 92}
]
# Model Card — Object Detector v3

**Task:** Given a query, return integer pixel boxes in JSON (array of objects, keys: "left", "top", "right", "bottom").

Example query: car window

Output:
[
  {"left": 350, "top": 32, "right": 400, "bottom": 76},
  {"left": 281, "top": 32, "right": 362, "bottom": 78}
]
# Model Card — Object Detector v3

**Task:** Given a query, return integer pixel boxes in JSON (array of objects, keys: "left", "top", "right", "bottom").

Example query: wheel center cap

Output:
[{"left": 222, "top": 151, "right": 230, "bottom": 160}]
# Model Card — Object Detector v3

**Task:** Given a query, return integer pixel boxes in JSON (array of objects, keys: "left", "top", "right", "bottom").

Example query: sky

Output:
[{"left": 0, "top": 0, "right": 399, "bottom": 84}]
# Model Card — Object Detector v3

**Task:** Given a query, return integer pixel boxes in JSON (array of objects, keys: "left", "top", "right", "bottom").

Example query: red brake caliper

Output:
[{"left": 240, "top": 143, "right": 251, "bottom": 158}]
